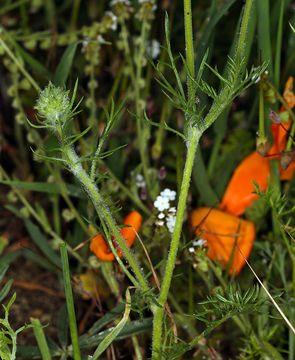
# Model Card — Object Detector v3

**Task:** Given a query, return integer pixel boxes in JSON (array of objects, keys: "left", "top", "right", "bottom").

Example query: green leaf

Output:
[
  {"left": 0, "top": 280, "right": 13, "bottom": 303},
  {"left": 24, "top": 219, "right": 61, "bottom": 268},
  {"left": 53, "top": 41, "right": 81, "bottom": 86},
  {"left": 0, "top": 180, "right": 85, "bottom": 199},
  {"left": 16, "top": 346, "right": 41, "bottom": 358},
  {"left": 88, "top": 302, "right": 125, "bottom": 336},
  {"left": 57, "top": 304, "right": 68, "bottom": 348},
  {"left": 0, "top": 264, "right": 9, "bottom": 282},
  {"left": 78, "top": 318, "right": 152, "bottom": 348},
  {"left": 0, "top": 250, "right": 22, "bottom": 268}
]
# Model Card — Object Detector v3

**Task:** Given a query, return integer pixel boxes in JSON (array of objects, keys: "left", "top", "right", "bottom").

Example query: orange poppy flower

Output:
[
  {"left": 220, "top": 151, "right": 271, "bottom": 216},
  {"left": 90, "top": 211, "right": 142, "bottom": 261},
  {"left": 220, "top": 77, "right": 295, "bottom": 215},
  {"left": 190, "top": 207, "right": 255, "bottom": 275}
]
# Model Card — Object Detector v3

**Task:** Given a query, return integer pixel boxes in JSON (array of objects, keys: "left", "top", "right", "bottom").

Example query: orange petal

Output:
[
  {"left": 269, "top": 118, "right": 292, "bottom": 155},
  {"left": 190, "top": 208, "right": 255, "bottom": 275},
  {"left": 90, "top": 211, "right": 143, "bottom": 261},
  {"left": 90, "top": 234, "right": 115, "bottom": 261},
  {"left": 220, "top": 151, "right": 271, "bottom": 216},
  {"left": 117, "top": 211, "right": 142, "bottom": 256}
]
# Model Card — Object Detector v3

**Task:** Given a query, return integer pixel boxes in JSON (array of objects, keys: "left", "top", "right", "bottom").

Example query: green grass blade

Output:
[
  {"left": 30, "top": 318, "right": 52, "bottom": 360},
  {"left": 0, "top": 264, "right": 9, "bottom": 282},
  {"left": 53, "top": 41, "right": 81, "bottom": 86},
  {"left": 24, "top": 219, "right": 62, "bottom": 268},
  {"left": 60, "top": 243, "right": 81, "bottom": 360},
  {"left": 87, "top": 302, "right": 125, "bottom": 335},
  {"left": 0, "top": 180, "right": 85, "bottom": 199},
  {"left": 0, "top": 279, "right": 13, "bottom": 303},
  {"left": 91, "top": 288, "right": 131, "bottom": 359},
  {"left": 257, "top": 0, "right": 272, "bottom": 77},
  {"left": 192, "top": 150, "right": 219, "bottom": 207},
  {"left": 274, "top": 0, "right": 285, "bottom": 88}
]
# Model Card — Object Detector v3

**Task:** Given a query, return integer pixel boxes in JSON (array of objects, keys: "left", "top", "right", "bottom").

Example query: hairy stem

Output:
[
  {"left": 64, "top": 145, "right": 149, "bottom": 292},
  {"left": 151, "top": 127, "right": 201, "bottom": 358}
]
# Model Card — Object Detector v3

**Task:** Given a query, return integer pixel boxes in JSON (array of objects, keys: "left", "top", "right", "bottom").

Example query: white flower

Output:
[
  {"left": 160, "top": 188, "right": 176, "bottom": 201},
  {"left": 146, "top": 39, "right": 160, "bottom": 59},
  {"left": 188, "top": 247, "right": 195, "bottom": 253},
  {"left": 154, "top": 195, "right": 170, "bottom": 211},
  {"left": 158, "top": 212, "right": 165, "bottom": 219},
  {"left": 169, "top": 207, "right": 176, "bottom": 214},
  {"left": 105, "top": 11, "right": 117, "bottom": 31},
  {"left": 156, "top": 220, "right": 164, "bottom": 226},
  {"left": 166, "top": 214, "right": 176, "bottom": 233},
  {"left": 136, "top": 173, "right": 146, "bottom": 188},
  {"left": 193, "top": 239, "right": 207, "bottom": 247}
]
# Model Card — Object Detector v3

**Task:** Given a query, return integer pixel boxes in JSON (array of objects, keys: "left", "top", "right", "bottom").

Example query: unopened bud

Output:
[
  {"left": 269, "top": 109, "right": 281, "bottom": 123},
  {"left": 281, "top": 151, "right": 293, "bottom": 170},
  {"left": 158, "top": 166, "right": 166, "bottom": 180},
  {"left": 256, "top": 137, "right": 269, "bottom": 157}
]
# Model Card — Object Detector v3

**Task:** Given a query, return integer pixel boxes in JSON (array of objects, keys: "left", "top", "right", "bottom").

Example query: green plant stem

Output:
[
  {"left": 259, "top": 83, "right": 265, "bottom": 140},
  {"left": 64, "top": 146, "right": 149, "bottom": 292},
  {"left": 257, "top": 0, "right": 273, "bottom": 77},
  {"left": 52, "top": 194, "right": 61, "bottom": 235},
  {"left": 60, "top": 243, "right": 81, "bottom": 360},
  {"left": 100, "top": 262, "right": 120, "bottom": 297},
  {"left": 274, "top": 0, "right": 285, "bottom": 89},
  {"left": 89, "top": 64, "right": 97, "bottom": 128},
  {"left": 151, "top": 127, "right": 201, "bottom": 358},
  {"left": 135, "top": 19, "right": 151, "bottom": 190},
  {"left": 131, "top": 335, "right": 143, "bottom": 360},
  {"left": 55, "top": 169, "right": 89, "bottom": 234},
  {"left": 0, "top": 36, "right": 40, "bottom": 92},
  {"left": 183, "top": 0, "right": 195, "bottom": 85},
  {"left": 97, "top": 159, "right": 151, "bottom": 216},
  {"left": 70, "top": 0, "right": 81, "bottom": 30},
  {"left": 31, "top": 318, "right": 52, "bottom": 360}
]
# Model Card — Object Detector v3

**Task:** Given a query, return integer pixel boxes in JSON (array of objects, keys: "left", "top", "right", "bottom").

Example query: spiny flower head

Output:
[{"left": 35, "top": 82, "right": 72, "bottom": 126}]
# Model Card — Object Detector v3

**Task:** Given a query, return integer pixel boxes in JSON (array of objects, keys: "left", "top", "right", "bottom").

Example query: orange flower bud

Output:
[{"left": 90, "top": 211, "right": 142, "bottom": 261}]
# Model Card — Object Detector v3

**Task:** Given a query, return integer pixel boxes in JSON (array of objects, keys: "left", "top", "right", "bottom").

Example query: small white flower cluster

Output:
[
  {"left": 146, "top": 39, "right": 160, "bottom": 59},
  {"left": 188, "top": 239, "right": 207, "bottom": 253},
  {"left": 154, "top": 189, "right": 177, "bottom": 233},
  {"left": 136, "top": 173, "right": 146, "bottom": 188},
  {"left": 104, "top": 11, "right": 118, "bottom": 31}
]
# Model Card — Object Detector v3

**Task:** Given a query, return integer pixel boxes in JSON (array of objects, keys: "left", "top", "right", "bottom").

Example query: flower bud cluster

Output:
[
  {"left": 154, "top": 188, "right": 177, "bottom": 233},
  {"left": 137, "top": 0, "right": 157, "bottom": 21},
  {"left": 111, "top": 0, "right": 133, "bottom": 21}
]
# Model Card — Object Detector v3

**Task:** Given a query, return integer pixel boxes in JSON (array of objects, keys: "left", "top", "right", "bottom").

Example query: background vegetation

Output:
[{"left": 1, "top": 0, "right": 295, "bottom": 359}]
